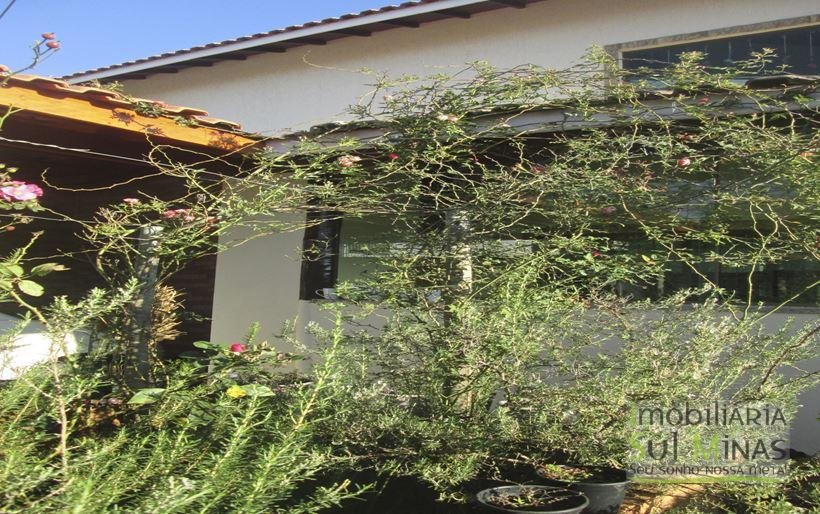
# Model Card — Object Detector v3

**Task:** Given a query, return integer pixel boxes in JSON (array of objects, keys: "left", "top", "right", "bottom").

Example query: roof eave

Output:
[{"left": 64, "top": 0, "right": 530, "bottom": 83}]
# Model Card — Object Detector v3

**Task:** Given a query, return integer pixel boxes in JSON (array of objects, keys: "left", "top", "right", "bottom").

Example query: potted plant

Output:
[
  {"left": 477, "top": 485, "right": 589, "bottom": 514},
  {"left": 535, "top": 465, "right": 632, "bottom": 514}
]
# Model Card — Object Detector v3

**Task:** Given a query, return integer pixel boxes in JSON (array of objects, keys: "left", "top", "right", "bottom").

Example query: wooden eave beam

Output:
[
  {"left": 440, "top": 9, "right": 472, "bottom": 18},
  {"left": 296, "top": 38, "right": 328, "bottom": 46},
  {"left": 250, "top": 47, "right": 286, "bottom": 54},
  {"left": 382, "top": 19, "right": 421, "bottom": 28},
  {"left": 334, "top": 28, "right": 372, "bottom": 37},
  {"left": 0, "top": 86, "right": 259, "bottom": 152},
  {"left": 491, "top": 0, "right": 527, "bottom": 8}
]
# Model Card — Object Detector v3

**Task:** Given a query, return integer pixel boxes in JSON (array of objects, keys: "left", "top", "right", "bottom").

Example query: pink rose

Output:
[
  {"left": 677, "top": 157, "right": 691, "bottom": 167},
  {"left": 170, "top": 208, "right": 194, "bottom": 222},
  {"left": 388, "top": 153, "right": 399, "bottom": 160},
  {"left": 0, "top": 181, "right": 43, "bottom": 202},
  {"left": 229, "top": 343, "right": 246, "bottom": 353},
  {"left": 123, "top": 198, "right": 140, "bottom": 205}
]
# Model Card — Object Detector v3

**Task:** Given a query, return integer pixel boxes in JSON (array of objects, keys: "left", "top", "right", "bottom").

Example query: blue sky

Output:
[{"left": 0, "top": 0, "right": 391, "bottom": 77}]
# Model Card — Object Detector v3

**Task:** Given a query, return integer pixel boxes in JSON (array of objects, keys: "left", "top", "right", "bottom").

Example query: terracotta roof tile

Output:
[{"left": 2, "top": 73, "right": 248, "bottom": 133}]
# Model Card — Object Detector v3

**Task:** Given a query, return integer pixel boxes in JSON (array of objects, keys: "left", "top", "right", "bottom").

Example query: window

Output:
[
  {"left": 611, "top": 240, "right": 819, "bottom": 307},
  {"left": 622, "top": 25, "right": 819, "bottom": 76},
  {"left": 299, "top": 211, "right": 342, "bottom": 300},
  {"left": 301, "top": 214, "right": 819, "bottom": 307}
]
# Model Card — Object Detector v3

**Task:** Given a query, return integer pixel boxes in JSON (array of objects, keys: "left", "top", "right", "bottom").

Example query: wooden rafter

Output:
[
  {"left": 382, "top": 19, "right": 421, "bottom": 28},
  {"left": 440, "top": 9, "right": 472, "bottom": 19},
  {"left": 0, "top": 85, "right": 259, "bottom": 152},
  {"left": 491, "top": 0, "right": 527, "bottom": 8}
]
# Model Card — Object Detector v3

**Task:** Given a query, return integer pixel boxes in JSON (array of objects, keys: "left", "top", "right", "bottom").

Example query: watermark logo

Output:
[{"left": 628, "top": 401, "right": 790, "bottom": 482}]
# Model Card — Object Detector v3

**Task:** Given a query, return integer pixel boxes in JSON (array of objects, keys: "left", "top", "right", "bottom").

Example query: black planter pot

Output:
[
  {"left": 535, "top": 467, "right": 632, "bottom": 514},
  {"left": 476, "top": 485, "right": 589, "bottom": 514}
]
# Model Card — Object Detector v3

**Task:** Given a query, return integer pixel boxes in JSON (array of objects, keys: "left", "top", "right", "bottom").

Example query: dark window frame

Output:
[
  {"left": 299, "top": 210, "right": 343, "bottom": 301},
  {"left": 605, "top": 16, "right": 820, "bottom": 75}
]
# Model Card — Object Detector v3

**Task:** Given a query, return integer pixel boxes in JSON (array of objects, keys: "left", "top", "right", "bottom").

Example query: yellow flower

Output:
[{"left": 226, "top": 385, "right": 247, "bottom": 399}]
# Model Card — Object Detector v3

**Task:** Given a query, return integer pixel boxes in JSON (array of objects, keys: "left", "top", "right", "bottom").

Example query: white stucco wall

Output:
[
  {"left": 209, "top": 213, "right": 306, "bottom": 347},
  {"left": 0, "top": 314, "right": 88, "bottom": 380},
  {"left": 121, "top": 0, "right": 819, "bottom": 135},
  {"left": 118, "top": 0, "right": 819, "bottom": 451}
]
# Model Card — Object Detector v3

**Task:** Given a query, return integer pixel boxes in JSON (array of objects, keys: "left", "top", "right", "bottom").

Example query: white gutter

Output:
[{"left": 66, "top": 0, "right": 496, "bottom": 84}]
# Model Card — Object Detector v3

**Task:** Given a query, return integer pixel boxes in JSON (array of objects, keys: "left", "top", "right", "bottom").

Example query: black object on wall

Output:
[{"left": 299, "top": 210, "right": 342, "bottom": 300}]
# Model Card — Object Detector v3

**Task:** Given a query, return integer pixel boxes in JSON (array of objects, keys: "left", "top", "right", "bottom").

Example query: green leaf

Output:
[
  {"left": 127, "top": 388, "right": 166, "bottom": 405},
  {"left": 30, "top": 263, "right": 68, "bottom": 277},
  {"left": 193, "top": 341, "right": 227, "bottom": 350},
  {"left": 238, "top": 384, "right": 276, "bottom": 397},
  {"left": 0, "top": 264, "right": 23, "bottom": 277},
  {"left": 17, "top": 280, "right": 44, "bottom": 297}
]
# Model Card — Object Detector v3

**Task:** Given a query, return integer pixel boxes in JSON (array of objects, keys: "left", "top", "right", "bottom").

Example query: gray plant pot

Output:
[{"left": 476, "top": 485, "right": 589, "bottom": 514}]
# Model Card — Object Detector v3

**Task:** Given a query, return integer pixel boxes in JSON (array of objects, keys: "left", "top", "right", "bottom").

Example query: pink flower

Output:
[
  {"left": 338, "top": 155, "right": 361, "bottom": 168},
  {"left": 0, "top": 181, "right": 43, "bottom": 202},
  {"left": 600, "top": 206, "right": 617, "bottom": 216},
  {"left": 164, "top": 208, "right": 194, "bottom": 221},
  {"left": 123, "top": 198, "right": 140, "bottom": 205},
  {"left": 229, "top": 343, "right": 246, "bottom": 353},
  {"left": 41, "top": 32, "right": 56, "bottom": 40},
  {"left": 677, "top": 157, "right": 691, "bottom": 167},
  {"left": 45, "top": 41, "right": 60, "bottom": 50},
  {"left": 170, "top": 208, "right": 195, "bottom": 222},
  {"left": 591, "top": 250, "right": 602, "bottom": 258},
  {"left": 388, "top": 153, "right": 399, "bottom": 160}
]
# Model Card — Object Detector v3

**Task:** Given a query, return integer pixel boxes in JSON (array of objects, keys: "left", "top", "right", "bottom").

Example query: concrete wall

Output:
[
  {"left": 121, "top": 0, "right": 819, "bottom": 134},
  {"left": 209, "top": 213, "right": 305, "bottom": 346}
]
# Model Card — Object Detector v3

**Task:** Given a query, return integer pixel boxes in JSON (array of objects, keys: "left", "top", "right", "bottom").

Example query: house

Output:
[
  {"left": 63, "top": 0, "right": 818, "bottom": 451},
  {"left": 0, "top": 73, "right": 258, "bottom": 378}
]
